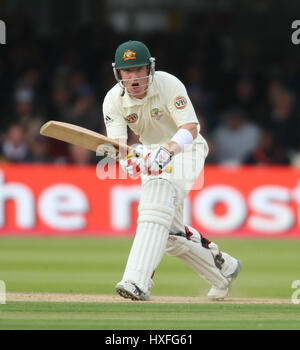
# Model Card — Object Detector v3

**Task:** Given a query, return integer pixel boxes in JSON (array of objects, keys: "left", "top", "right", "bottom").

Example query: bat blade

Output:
[{"left": 40, "top": 121, "right": 129, "bottom": 153}]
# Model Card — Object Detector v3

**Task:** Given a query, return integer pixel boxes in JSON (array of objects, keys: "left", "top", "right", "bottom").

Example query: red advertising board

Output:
[{"left": 0, "top": 164, "right": 299, "bottom": 238}]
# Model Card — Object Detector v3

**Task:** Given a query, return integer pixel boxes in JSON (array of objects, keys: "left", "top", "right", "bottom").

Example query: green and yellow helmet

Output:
[
  {"left": 114, "top": 40, "right": 152, "bottom": 69},
  {"left": 112, "top": 40, "right": 155, "bottom": 89}
]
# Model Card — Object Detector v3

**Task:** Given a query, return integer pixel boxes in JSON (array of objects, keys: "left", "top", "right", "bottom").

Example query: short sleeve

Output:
[{"left": 166, "top": 75, "right": 199, "bottom": 128}]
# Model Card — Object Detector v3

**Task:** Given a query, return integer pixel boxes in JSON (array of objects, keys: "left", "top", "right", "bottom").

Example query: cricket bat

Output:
[
  {"left": 40, "top": 120, "right": 172, "bottom": 173},
  {"left": 40, "top": 120, "right": 129, "bottom": 159}
]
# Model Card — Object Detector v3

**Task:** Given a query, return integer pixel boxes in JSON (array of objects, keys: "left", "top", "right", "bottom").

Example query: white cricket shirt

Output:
[{"left": 103, "top": 71, "right": 208, "bottom": 152}]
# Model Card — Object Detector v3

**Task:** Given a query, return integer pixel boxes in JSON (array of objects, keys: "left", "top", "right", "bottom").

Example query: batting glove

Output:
[
  {"left": 144, "top": 146, "right": 173, "bottom": 176},
  {"left": 119, "top": 144, "right": 145, "bottom": 178}
]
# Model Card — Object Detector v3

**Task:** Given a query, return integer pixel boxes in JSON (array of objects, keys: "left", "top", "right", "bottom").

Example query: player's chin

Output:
[
  {"left": 129, "top": 87, "right": 147, "bottom": 97},
  {"left": 130, "top": 86, "right": 141, "bottom": 94}
]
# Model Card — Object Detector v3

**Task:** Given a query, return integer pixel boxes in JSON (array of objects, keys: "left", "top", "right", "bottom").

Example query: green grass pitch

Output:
[{"left": 0, "top": 236, "right": 299, "bottom": 330}]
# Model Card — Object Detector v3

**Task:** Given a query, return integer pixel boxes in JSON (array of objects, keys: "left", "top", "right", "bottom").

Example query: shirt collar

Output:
[{"left": 120, "top": 77, "right": 158, "bottom": 108}]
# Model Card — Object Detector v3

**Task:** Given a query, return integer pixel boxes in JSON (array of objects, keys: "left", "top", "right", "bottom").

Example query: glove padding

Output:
[
  {"left": 144, "top": 146, "right": 173, "bottom": 176},
  {"left": 119, "top": 144, "right": 145, "bottom": 178}
]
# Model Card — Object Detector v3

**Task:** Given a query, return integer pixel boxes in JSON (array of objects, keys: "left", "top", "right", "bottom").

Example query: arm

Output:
[
  {"left": 103, "top": 93, "right": 128, "bottom": 158},
  {"left": 164, "top": 123, "right": 198, "bottom": 156},
  {"left": 160, "top": 73, "right": 201, "bottom": 156}
]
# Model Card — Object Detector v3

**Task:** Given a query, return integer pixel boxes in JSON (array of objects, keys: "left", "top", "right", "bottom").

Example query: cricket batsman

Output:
[{"left": 102, "top": 40, "right": 242, "bottom": 301}]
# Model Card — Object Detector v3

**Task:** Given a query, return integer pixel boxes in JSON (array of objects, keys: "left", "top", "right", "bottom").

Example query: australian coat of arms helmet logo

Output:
[{"left": 123, "top": 49, "right": 136, "bottom": 61}]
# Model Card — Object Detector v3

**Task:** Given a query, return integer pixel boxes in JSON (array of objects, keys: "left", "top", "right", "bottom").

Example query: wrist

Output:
[
  {"left": 163, "top": 142, "right": 177, "bottom": 156},
  {"left": 170, "top": 128, "right": 194, "bottom": 152}
]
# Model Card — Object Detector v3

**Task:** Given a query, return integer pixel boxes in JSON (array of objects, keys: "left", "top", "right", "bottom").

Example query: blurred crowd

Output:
[{"left": 0, "top": 14, "right": 300, "bottom": 167}]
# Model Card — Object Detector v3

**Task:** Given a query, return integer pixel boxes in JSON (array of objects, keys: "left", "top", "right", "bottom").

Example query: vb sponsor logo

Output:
[{"left": 174, "top": 96, "right": 187, "bottom": 110}]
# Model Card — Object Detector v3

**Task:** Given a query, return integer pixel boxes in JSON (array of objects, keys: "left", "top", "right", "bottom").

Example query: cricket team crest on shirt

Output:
[
  {"left": 123, "top": 49, "right": 136, "bottom": 61},
  {"left": 124, "top": 113, "right": 138, "bottom": 123},
  {"left": 151, "top": 108, "right": 163, "bottom": 120},
  {"left": 174, "top": 96, "right": 187, "bottom": 110}
]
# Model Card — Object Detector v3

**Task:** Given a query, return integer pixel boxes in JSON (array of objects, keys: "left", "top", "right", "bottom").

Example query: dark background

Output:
[{"left": 0, "top": 0, "right": 300, "bottom": 166}]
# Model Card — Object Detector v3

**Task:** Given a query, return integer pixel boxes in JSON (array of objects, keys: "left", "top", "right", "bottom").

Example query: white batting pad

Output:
[
  {"left": 165, "top": 235, "right": 230, "bottom": 290},
  {"left": 121, "top": 179, "right": 176, "bottom": 293},
  {"left": 218, "top": 252, "right": 239, "bottom": 277}
]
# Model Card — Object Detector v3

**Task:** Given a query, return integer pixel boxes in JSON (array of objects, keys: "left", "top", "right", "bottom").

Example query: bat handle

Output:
[
  {"left": 165, "top": 166, "right": 173, "bottom": 173},
  {"left": 126, "top": 153, "right": 173, "bottom": 174}
]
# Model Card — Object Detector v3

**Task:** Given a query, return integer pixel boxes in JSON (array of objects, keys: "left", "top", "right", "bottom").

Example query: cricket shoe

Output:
[
  {"left": 115, "top": 280, "right": 150, "bottom": 301},
  {"left": 207, "top": 260, "right": 242, "bottom": 300}
]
